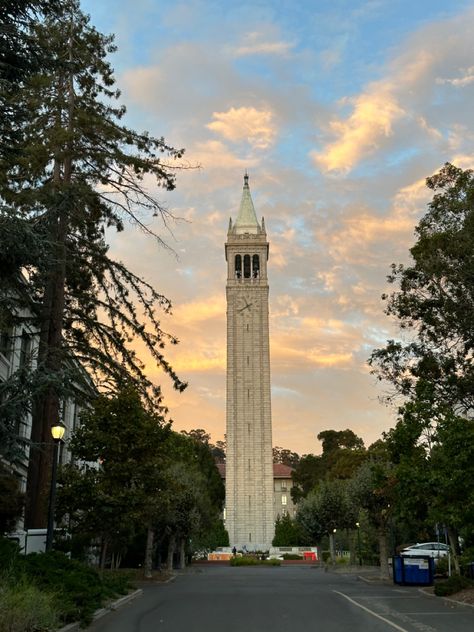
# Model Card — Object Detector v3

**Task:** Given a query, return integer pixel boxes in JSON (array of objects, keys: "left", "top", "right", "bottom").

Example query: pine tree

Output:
[{"left": 0, "top": 0, "right": 187, "bottom": 527}]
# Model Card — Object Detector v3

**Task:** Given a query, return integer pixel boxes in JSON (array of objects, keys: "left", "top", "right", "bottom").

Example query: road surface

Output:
[{"left": 88, "top": 565, "right": 474, "bottom": 631}]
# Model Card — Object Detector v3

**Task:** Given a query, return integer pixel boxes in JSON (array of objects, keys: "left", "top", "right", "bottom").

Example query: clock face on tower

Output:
[{"left": 236, "top": 295, "right": 253, "bottom": 313}]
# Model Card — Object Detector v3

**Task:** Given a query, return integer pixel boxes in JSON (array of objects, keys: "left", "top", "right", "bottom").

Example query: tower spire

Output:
[{"left": 234, "top": 172, "right": 259, "bottom": 234}]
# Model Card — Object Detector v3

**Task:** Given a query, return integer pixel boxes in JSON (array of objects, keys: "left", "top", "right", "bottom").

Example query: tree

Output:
[
  {"left": 428, "top": 416, "right": 474, "bottom": 573},
  {"left": 56, "top": 385, "right": 170, "bottom": 570},
  {"left": 291, "top": 429, "right": 366, "bottom": 502},
  {"left": 272, "top": 513, "right": 301, "bottom": 546},
  {"left": 0, "top": 1, "right": 188, "bottom": 527},
  {"left": 348, "top": 459, "right": 395, "bottom": 579},
  {"left": 272, "top": 446, "right": 300, "bottom": 468},
  {"left": 370, "top": 163, "right": 474, "bottom": 416},
  {"left": 317, "top": 429, "right": 365, "bottom": 454},
  {"left": 291, "top": 454, "right": 324, "bottom": 502},
  {"left": 0, "top": 462, "right": 24, "bottom": 534},
  {"left": 296, "top": 479, "right": 356, "bottom": 563}
]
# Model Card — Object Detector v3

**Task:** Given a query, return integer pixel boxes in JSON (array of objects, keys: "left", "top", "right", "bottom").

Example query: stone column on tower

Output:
[{"left": 225, "top": 173, "right": 274, "bottom": 550}]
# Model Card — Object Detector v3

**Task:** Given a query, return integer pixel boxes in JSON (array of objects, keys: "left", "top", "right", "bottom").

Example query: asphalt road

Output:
[{"left": 88, "top": 565, "right": 474, "bottom": 632}]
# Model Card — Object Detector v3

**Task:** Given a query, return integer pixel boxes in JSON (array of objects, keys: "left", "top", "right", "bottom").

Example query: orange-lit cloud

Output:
[
  {"left": 312, "top": 90, "right": 405, "bottom": 172},
  {"left": 207, "top": 107, "right": 277, "bottom": 149}
]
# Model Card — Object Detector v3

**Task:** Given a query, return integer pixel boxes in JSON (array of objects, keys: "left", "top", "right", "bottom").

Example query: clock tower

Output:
[{"left": 225, "top": 174, "right": 274, "bottom": 550}]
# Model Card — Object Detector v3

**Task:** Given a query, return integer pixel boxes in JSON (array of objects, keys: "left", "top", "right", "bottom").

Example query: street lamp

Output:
[
  {"left": 356, "top": 522, "right": 362, "bottom": 566},
  {"left": 46, "top": 421, "right": 65, "bottom": 552}
]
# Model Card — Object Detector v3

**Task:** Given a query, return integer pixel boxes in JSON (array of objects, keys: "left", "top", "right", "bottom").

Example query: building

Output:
[
  {"left": 217, "top": 462, "right": 297, "bottom": 526},
  {"left": 224, "top": 174, "right": 274, "bottom": 550},
  {"left": 0, "top": 304, "right": 95, "bottom": 541}
]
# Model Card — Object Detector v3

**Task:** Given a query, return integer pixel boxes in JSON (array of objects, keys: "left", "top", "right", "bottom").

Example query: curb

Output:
[
  {"left": 419, "top": 586, "right": 474, "bottom": 609},
  {"left": 57, "top": 589, "right": 143, "bottom": 632}
]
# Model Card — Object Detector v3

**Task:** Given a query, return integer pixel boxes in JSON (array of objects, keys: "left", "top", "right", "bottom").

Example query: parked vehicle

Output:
[{"left": 400, "top": 542, "right": 450, "bottom": 558}]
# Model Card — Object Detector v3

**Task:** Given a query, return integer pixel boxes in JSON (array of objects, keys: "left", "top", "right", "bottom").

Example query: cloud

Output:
[
  {"left": 207, "top": 106, "right": 277, "bottom": 150},
  {"left": 437, "top": 66, "right": 474, "bottom": 87},
  {"left": 312, "top": 89, "right": 405, "bottom": 172},
  {"left": 311, "top": 9, "right": 474, "bottom": 173},
  {"left": 233, "top": 31, "right": 294, "bottom": 57}
]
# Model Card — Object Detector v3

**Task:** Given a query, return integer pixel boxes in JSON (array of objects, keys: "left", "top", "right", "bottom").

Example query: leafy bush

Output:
[
  {"left": 20, "top": 551, "right": 105, "bottom": 625},
  {"left": 0, "top": 578, "right": 59, "bottom": 632},
  {"left": 0, "top": 538, "right": 20, "bottom": 569},
  {"left": 230, "top": 556, "right": 280, "bottom": 567},
  {"left": 336, "top": 556, "right": 348, "bottom": 564},
  {"left": 282, "top": 554, "right": 303, "bottom": 560},
  {"left": 434, "top": 574, "right": 474, "bottom": 596},
  {"left": 434, "top": 556, "right": 449, "bottom": 576},
  {"left": 321, "top": 551, "right": 331, "bottom": 563}
]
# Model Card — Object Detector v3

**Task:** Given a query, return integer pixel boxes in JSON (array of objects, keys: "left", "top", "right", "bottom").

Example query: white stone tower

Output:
[{"left": 225, "top": 173, "right": 274, "bottom": 550}]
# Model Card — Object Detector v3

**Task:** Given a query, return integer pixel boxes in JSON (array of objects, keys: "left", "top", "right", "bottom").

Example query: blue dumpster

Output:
[{"left": 393, "top": 556, "right": 434, "bottom": 586}]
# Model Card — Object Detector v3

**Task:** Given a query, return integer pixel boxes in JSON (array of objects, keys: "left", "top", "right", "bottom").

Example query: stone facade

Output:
[{"left": 224, "top": 175, "right": 274, "bottom": 550}]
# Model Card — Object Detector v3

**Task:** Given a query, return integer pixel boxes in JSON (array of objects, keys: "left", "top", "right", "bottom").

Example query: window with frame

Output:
[{"left": 281, "top": 494, "right": 287, "bottom": 506}]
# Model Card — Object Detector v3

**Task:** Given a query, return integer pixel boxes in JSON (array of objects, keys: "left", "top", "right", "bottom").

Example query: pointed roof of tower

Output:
[{"left": 234, "top": 172, "right": 260, "bottom": 235}]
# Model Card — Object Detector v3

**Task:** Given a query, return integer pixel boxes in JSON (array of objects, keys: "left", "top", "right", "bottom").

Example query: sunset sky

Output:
[{"left": 81, "top": 0, "right": 474, "bottom": 455}]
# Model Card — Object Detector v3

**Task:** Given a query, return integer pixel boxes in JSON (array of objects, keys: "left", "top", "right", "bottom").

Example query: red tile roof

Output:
[{"left": 216, "top": 462, "right": 293, "bottom": 479}]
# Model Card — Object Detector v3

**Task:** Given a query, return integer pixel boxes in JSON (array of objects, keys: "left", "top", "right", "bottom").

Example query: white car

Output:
[{"left": 400, "top": 542, "right": 450, "bottom": 558}]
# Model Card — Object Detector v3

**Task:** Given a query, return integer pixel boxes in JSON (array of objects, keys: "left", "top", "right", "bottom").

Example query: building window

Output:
[
  {"left": 281, "top": 482, "right": 287, "bottom": 491},
  {"left": 243, "top": 254, "right": 251, "bottom": 278},
  {"left": 235, "top": 254, "right": 242, "bottom": 278},
  {"left": 281, "top": 494, "right": 287, "bottom": 506},
  {"left": 252, "top": 254, "right": 260, "bottom": 278}
]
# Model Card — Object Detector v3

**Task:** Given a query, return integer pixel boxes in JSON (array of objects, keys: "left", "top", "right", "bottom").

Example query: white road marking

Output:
[{"left": 333, "top": 591, "right": 410, "bottom": 632}]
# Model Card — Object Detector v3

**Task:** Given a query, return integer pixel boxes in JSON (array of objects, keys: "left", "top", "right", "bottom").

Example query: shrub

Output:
[
  {"left": 336, "top": 557, "right": 348, "bottom": 564},
  {"left": 0, "top": 538, "right": 20, "bottom": 570},
  {"left": 434, "top": 557, "right": 449, "bottom": 576},
  {"left": 282, "top": 554, "right": 302, "bottom": 560},
  {"left": 434, "top": 574, "right": 474, "bottom": 597},
  {"left": 230, "top": 556, "right": 280, "bottom": 567},
  {"left": 0, "top": 578, "right": 60, "bottom": 632},
  {"left": 321, "top": 551, "right": 331, "bottom": 563}
]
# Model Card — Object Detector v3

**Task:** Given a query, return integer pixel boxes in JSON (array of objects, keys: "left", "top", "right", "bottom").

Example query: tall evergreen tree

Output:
[{"left": 0, "top": 0, "right": 187, "bottom": 527}]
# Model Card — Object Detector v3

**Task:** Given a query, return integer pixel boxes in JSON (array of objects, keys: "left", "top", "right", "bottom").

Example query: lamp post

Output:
[
  {"left": 46, "top": 421, "right": 65, "bottom": 552},
  {"left": 356, "top": 522, "right": 362, "bottom": 566}
]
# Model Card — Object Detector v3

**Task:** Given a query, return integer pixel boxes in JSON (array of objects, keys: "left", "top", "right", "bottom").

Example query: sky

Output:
[{"left": 80, "top": 0, "right": 474, "bottom": 455}]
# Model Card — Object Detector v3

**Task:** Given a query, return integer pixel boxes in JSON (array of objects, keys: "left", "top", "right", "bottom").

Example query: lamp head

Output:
[{"left": 51, "top": 421, "right": 66, "bottom": 441}]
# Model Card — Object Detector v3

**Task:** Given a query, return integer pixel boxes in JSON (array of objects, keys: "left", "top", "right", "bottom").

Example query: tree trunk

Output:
[
  {"left": 329, "top": 533, "right": 336, "bottom": 565},
  {"left": 144, "top": 526, "right": 155, "bottom": 579},
  {"left": 447, "top": 527, "right": 460, "bottom": 575},
  {"left": 179, "top": 538, "right": 186, "bottom": 569},
  {"left": 100, "top": 538, "right": 108, "bottom": 572},
  {"left": 378, "top": 528, "right": 390, "bottom": 580},
  {"left": 167, "top": 533, "right": 175, "bottom": 572},
  {"left": 25, "top": 50, "right": 75, "bottom": 529},
  {"left": 348, "top": 529, "right": 356, "bottom": 565}
]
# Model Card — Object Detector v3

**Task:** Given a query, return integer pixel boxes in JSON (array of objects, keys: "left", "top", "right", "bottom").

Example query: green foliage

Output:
[
  {"left": 318, "top": 429, "right": 365, "bottom": 454},
  {"left": 297, "top": 479, "right": 356, "bottom": 544},
  {"left": 281, "top": 553, "right": 302, "bottom": 560},
  {"left": 20, "top": 551, "right": 105, "bottom": 625},
  {"left": 191, "top": 519, "right": 229, "bottom": 553},
  {"left": 370, "top": 163, "right": 474, "bottom": 417},
  {"left": 434, "top": 575, "right": 474, "bottom": 596},
  {"left": 0, "top": 0, "right": 188, "bottom": 462},
  {"left": 291, "top": 429, "right": 366, "bottom": 502},
  {"left": 0, "top": 464, "right": 24, "bottom": 535},
  {"left": 321, "top": 551, "right": 331, "bottom": 563},
  {"left": 0, "top": 538, "right": 20, "bottom": 568},
  {"left": 272, "top": 513, "right": 301, "bottom": 546},
  {"left": 0, "top": 550, "right": 133, "bottom": 627},
  {"left": 0, "top": 577, "right": 60, "bottom": 632},
  {"left": 230, "top": 556, "right": 280, "bottom": 567},
  {"left": 272, "top": 446, "right": 300, "bottom": 467},
  {"left": 57, "top": 386, "right": 170, "bottom": 558}
]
